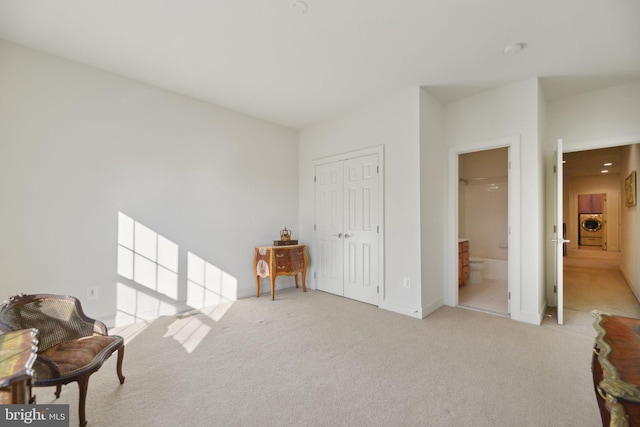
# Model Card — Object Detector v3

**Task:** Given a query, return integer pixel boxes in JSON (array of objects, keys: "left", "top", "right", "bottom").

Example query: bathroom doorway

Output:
[{"left": 457, "top": 147, "right": 510, "bottom": 316}]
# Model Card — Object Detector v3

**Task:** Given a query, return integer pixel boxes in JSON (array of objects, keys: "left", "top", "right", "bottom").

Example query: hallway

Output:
[
  {"left": 564, "top": 266, "right": 640, "bottom": 318},
  {"left": 542, "top": 249, "right": 640, "bottom": 335},
  {"left": 563, "top": 249, "right": 640, "bottom": 320}
]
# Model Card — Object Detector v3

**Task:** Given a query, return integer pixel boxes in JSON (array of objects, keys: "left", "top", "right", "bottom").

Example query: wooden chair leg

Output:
[
  {"left": 116, "top": 346, "right": 126, "bottom": 384},
  {"left": 77, "top": 375, "right": 90, "bottom": 427},
  {"left": 55, "top": 385, "right": 62, "bottom": 398}
]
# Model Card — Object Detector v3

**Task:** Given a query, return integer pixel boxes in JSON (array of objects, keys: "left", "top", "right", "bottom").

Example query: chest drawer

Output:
[{"left": 273, "top": 250, "right": 290, "bottom": 268}]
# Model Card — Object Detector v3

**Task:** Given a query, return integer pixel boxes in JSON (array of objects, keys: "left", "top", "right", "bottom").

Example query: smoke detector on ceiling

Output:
[
  {"left": 503, "top": 43, "right": 526, "bottom": 56},
  {"left": 291, "top": 1, "right": 309, "bottom": 14}
]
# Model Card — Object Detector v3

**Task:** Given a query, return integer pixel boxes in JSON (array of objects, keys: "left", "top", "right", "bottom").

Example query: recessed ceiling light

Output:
[
  {"left": 604, "top": 162, "right": 612, "bottom": 166},
  {"left": 503, "top": 43, "right": 525, "bottom": 56},
  {"left": 601, "top": 170, "right": 609, "bottom": 174},
  {"left": 291, "top": 1, "right": 308, "bottom": 14}
]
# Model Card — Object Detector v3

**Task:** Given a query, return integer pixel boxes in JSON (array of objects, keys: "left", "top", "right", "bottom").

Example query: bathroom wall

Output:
[{"left": 459, "top": 148, "right": 509, "bottom": 260}]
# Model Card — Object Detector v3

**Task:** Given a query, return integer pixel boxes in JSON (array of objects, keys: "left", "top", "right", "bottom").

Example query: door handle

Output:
[
  {"left": 344, "top": 234, "right": 352, "bottom": 239},
  {"left": 332, "top": 233, "right": 343, "bottom": 238},
  {"left": 550, "top": 238, "right": 570, "bottom": 243}
]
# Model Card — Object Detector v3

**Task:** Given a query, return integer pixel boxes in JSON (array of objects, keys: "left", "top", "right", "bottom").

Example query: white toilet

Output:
[{"left": 468, "top": 257, "right": 484, "bottom": 283}]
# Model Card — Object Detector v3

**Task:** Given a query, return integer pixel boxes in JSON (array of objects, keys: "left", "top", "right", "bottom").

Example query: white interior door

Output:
[
  {"left": 343, "top": 155, "right": 379, "bottom": 305},
  {"left": 552, "top": 139, "right": 567, "bottom": 324},
  {"left": 315, "top": 161, "right": 344, "bottom": 296},
  {"left": 314, "top": 153, "right": 380, "bottom": 305}
]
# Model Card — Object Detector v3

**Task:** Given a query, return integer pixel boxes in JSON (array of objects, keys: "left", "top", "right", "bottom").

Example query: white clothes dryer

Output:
[{"left": 579, "top": 213, "right": 604, "bottom": 246}]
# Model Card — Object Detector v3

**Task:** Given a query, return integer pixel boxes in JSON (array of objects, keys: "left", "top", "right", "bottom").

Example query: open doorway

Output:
[
  {"left": 561, "top": 145, "right": 640, "bottom": 319},
  {"left": 457, "top": 147, "right": 509, "bottom": 316}
]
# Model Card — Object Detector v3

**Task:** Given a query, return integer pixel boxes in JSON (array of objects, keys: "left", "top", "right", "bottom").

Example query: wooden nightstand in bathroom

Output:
[{"left": 458, "top": 240, "right": 469, "bottom": 286}]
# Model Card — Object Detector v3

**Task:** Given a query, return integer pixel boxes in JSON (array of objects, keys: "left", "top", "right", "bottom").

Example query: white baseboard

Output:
[
  {"left": 421, "top": 298, "right": 445, "bottom": 319},
  {"left": 510, "top": 308, "right": 544, "bottom": 325},
  {"left": 379, "top": 300, "right": 424, "bottom": 319},
  {"left": 620, "top": 267, "right": 640, "bottom": 303}
]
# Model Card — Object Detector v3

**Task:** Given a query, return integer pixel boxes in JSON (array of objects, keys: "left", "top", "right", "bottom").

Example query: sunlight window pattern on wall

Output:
[
  {"left": 117, "top": 212, "right": 179, "bottom": 299},
  {"left": 116, "top": 212, "right": 180, "bottom": 325}
]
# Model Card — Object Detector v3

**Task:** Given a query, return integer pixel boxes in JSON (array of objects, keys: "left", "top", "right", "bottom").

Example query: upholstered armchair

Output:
[{"left": 0, "top": 294, "right": 125, "bottom": 427}]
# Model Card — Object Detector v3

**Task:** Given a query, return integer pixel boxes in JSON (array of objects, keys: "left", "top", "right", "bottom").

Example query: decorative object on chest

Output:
[
  {"left": 254, "top": 244, "right": 308, "bottom": 300},
  {"left": 274, "top": 227, "right": 298, "bottom": 246}
]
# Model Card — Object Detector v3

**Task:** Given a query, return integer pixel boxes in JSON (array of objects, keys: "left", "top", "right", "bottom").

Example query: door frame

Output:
[
  {"left": 554, "top": 139, "right": 565, "bottom": 324},
  {"left": 554, "top": 133, "right": 640, "bottom": 324},
  {"left": 447, "top": 135, "right": 521, "bottom": 318},
  {"left": 313, "top": 145, "right": 385, "bottom": 303}
]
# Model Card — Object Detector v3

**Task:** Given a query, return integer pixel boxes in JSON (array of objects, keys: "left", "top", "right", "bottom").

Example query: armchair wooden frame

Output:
[{"left": 0, "top": 294, "right": 125, "bottom": 427}]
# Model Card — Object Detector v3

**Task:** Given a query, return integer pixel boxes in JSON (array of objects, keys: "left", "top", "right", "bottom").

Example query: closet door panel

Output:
[
  {"left": 343, "top": 154, "right": 379, "bottom": 305},
  {"left": 315, "top": 161, "right": 344, "bottom": 296}
]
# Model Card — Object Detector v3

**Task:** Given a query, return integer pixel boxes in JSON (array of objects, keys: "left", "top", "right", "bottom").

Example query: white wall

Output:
[
  {"left": 459, "top": 148, "right": 509, "bottom": 261},
  {"left": 444, "top": 78, "right": 543, "bottom": 324},
  {"left": 620, "top": 144, "right": 640, "bottom": 298},
  {"left": 545, "top": 80, "right": 640, "bottom": 307},
  {"left": 299, "top": 87, "right": 424, "bottom": 317},
  {"left": 419, "top": 88, "right": 446, "bottom": 316},
  {"left": 546, "top": 81, "right": 640, "bottom": 148},
  {"left": 0, "top": 41, "right": 299, "bottom": 325}
]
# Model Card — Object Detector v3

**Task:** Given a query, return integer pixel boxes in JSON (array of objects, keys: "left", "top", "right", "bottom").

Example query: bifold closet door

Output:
[
  {"left": 315, "top": 160, "right": 344, "bottom": 296},
  {"left": 315, "top": 154, "right": 379, "bottom": 305}
]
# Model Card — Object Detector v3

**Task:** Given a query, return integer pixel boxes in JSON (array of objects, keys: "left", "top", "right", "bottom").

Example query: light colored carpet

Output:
[{"left": 38, "top": 288, "right": 600, "bottom": 426}]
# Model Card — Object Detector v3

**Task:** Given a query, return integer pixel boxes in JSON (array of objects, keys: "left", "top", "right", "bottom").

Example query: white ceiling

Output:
[
  {"left": 1, "top": 0, "right": 639, "bottom": 129},
  {"left": 563, "top": 147, "right": 624, "bottom": 178}
]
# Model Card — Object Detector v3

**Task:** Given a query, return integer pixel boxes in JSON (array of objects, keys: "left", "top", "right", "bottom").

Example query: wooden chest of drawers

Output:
[
  {"left": 254, "top": 245, "right": 308, "bottom": 300},
  {"left": 591, "top": 311, "right": 640, "bottom": 426},
  {"left": 0, "top": 328, "right": 37, "bottom": 404}
]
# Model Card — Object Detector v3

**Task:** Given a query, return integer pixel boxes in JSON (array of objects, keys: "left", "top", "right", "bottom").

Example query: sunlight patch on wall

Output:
[
  {"left": 116, "top": 212, "right": 180, "bottom": 327},
  {"left": 115, "top": 212, "right": 237, "bottom": 330},
  {"left": 187, "top": 251, "right": 237, "bottom": 309},
  {"left": 117, "top": 212, "right": 179, "bottom": 300}
]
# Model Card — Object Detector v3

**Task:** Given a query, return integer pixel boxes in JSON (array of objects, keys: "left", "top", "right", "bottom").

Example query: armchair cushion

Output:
[{"left": 37, "top": 335, "right": 122, "bottom": 381}]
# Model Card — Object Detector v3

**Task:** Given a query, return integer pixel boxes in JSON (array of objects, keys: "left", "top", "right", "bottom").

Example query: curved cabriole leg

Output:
[
  {"left": 55, "top": 385, "right": 62, "bottom": 398},
  {"left": 77, "top": 375, "right": 90, "bottom": 427},
  {"left": 116, "top": 346, "right": 126, "bottom": 384}
]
